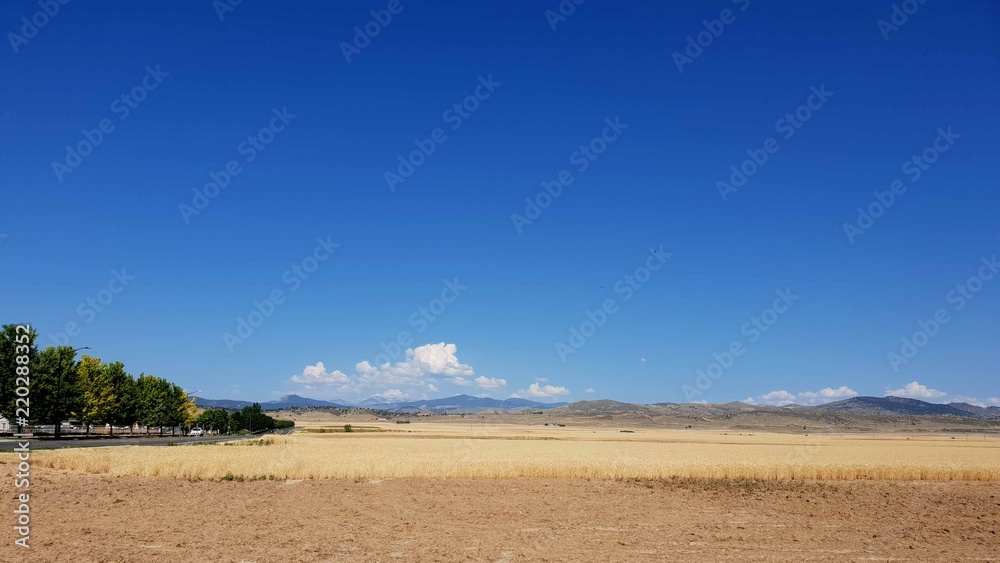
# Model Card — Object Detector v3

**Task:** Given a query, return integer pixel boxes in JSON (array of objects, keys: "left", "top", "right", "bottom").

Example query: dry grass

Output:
[{"left": 16, "top": 425, "right": 1000, "bottom": 482}]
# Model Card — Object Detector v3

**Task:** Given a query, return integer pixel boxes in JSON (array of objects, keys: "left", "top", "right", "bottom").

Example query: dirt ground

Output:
[{"left": 1, "top": 470, "right": 998, "bottom": 562}]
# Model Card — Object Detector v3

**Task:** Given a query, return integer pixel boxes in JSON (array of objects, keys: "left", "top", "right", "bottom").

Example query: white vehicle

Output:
[{"left": 190, "top": 427, "right": 205, "bottom": 436}]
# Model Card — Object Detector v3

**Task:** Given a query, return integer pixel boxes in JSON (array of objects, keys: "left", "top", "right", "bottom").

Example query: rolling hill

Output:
[
  {"left": 192, "top": 394, "right": 348, "bottom": 410},
  {"left": 358, "top": 394, "right": 568, "bottom": 413}
]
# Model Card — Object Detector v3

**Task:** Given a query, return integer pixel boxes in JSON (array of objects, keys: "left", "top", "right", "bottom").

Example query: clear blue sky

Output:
[{"left": 2, "top": 0, "right": 998, "bottom": 406}]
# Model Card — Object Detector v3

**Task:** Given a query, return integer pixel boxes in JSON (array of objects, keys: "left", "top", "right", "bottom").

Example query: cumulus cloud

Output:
[
  {"left": 886, "top": 381, "right": 946, "bottom": 400},
  {"left": 356, "top": 343, "right": 475, "bottom": 386},
  {"left": 513, "top": 382, "right": 570, "bottom": 399},
  {"left": 475, "top": 376, "right": 507, "bottom": 390},
  {"left": 373, "top": 389, "right": 406, "bottom": 402},
  {"left": 755, "top": 386, "right": 858, "bottom": 406},
  {"left": 951, "top": 396, "right": 986, "bottom": 407},
  {"left": 290, "top": 362, "right": 350, "bottom": 385},
  {"left": 797, "top": 386, "right": 859, "bottom": 405},
  {"left": 288, "top": 343, "right": 483, "bottom": 399},
  {"left": 760, "top": 390, "right": 797, "bottom": 406},
  {"left": 585, "top": 388, "right": 595, "bottom": 394}
]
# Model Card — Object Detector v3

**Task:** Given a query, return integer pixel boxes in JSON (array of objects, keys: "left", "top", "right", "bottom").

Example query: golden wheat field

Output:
[{"left": 19, "top": 423, "right": 1000, "bottom": 481}]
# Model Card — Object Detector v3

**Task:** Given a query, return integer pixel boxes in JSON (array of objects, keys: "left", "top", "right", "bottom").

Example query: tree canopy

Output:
[{"left": 0, "top": 323, "right": 195, "bottom": 432}]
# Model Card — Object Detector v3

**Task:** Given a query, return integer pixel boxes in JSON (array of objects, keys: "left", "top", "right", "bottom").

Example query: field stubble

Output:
[{"left": 21, "top": 424, "right": 1000, "bottom": 482}]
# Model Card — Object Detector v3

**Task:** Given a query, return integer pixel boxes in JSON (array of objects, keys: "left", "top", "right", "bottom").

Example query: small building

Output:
[{"left": 0, "top": 415, "right": 10, "bottom": 433}]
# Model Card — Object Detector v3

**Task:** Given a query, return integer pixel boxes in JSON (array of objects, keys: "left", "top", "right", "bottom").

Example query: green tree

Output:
[
  {"left": 77, "top": 355, "right": 114, "bottom": 435},
  {"left": 195, "top": 409, "right": 230, "bottom": 433},
  {"left": 0, "top": 324, "right": 39, "bottom": 428},
  {"left": 105, "top": 363, "right": 138, "bottom": 432},
  {"left": 239, "top": 403, "right": 275, "bottom": 433},
  {"left": 32, "top": 346, "right": 83, "bottom": 437},
  {"left": 79, "top": 358, "right": 138, "bottom": 436},
  {"left": 135, "top": 374, "right": 169, "bottom": 435},
  {"left": 161, "top": 383, "right": 196, "bottom": 434}
]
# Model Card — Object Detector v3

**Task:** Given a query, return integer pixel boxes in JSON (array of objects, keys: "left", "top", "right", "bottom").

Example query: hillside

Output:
[{"left": 817, "top": 396, "right": 1000, "bottom": 419}]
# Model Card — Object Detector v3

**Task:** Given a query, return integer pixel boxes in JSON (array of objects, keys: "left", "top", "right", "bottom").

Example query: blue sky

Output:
[{"left": 2, "top": 0, "right": 998, "bottom": 406}]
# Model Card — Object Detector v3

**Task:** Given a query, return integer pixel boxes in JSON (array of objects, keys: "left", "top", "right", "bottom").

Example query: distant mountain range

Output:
[
  {"left": 815, "top": 396, "right": 1000, "bottom": 419},
  {"left": 191, "top": 393, "right": 998, "bottom": 419},
  {"left": 192, "top": 393, "right": 567, "bottom": 413},
  {"left": 358, "top": 394, "right": 568, "bottom": 413},
  {"left": 192, "top": 394, "right": 348, "bottom": 410}
]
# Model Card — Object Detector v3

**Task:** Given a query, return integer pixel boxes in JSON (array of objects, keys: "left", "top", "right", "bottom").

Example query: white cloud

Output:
[
  {"left": 290, "top": 362, "right": 350, "bottom": 385},
  {"left": 886, "top": 381, "right": 946, "bottom": 400},
  {"left": 585, "top": 388, "right": 595, "bottom": 394},
  {"left": 355, "top": 342, "right": 475, "bottom": 386},
  {"left": 760, "top": 390, "right": 797, "bottom": 406},
  {"left": 475, "top": 376, "right": 507, "bottom": 390},
  {"left": 373, "top": 389, "right": 406, "bottom": 402},
  {"left": 288, "top": 343, "right": 479, "bottom": 399},
  {"left": 797, "top": 386, "right": 858, "bottom": 406},
  {"left": 988, "top": 398, "right": 1000, "bottom": 406},
  {"left": 514, "top": 382, "right": 570, "bottom": 399},
  {"left": 535, "top": 377, "right": 548, "bottom": 382},
  {"left": 950, "top": 395, "right": 986, "bottom": 407},
  {"left": 754, "top": 386, "right": 858, "bottom": 406},
  {"left": 640, "top": 358, "right": 647, "bottom": 363}
]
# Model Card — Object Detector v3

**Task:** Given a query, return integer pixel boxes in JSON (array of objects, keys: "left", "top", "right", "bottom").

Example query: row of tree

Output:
[
  {"left": 0, "top": 324, "right": 196, "bottom": 435},
  {"left": 196, "top": 403, "right": 294, "bottom": 434}
]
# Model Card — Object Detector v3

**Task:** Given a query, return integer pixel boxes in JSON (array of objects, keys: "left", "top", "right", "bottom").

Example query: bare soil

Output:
[{"left": 1, "top": 470, "right": 998, "bottom": 562}]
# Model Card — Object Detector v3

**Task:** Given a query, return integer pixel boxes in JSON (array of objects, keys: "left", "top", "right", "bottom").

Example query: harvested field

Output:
[
  {"left": 20, "top": 426, "right": 1000, "bottom": 481},
  {"left": 1, "top": 470, "right": 997, "bottom": 562}
]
